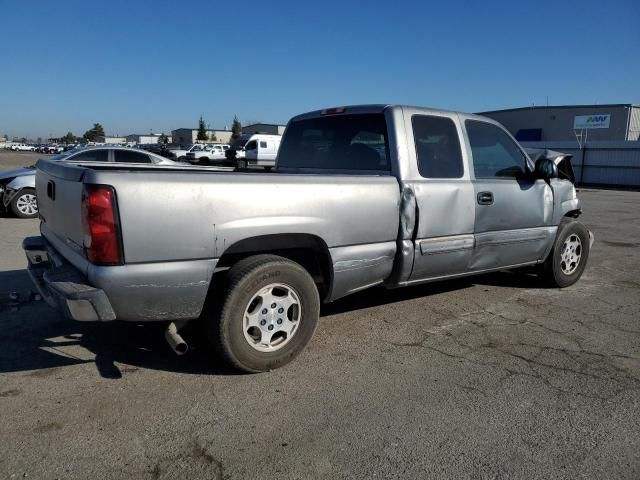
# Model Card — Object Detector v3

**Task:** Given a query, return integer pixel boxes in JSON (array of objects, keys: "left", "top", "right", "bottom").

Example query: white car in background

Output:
[
  {"left": 167, "top": 144, "right": 203, "bottom": 160},
  {"left": 226, "top": 134, "right": 282, "bottom": 169},
  {"left": 185, "top": 144, "right": 230, "bottom": 165},
  {"left": 244, "top": 135, "right": 281, "bottom": 169},
  {"left": 11, "top": 144, "right": 36, "bottom": 151}
]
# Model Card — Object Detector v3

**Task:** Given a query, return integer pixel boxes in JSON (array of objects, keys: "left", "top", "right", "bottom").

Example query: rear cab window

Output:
[
  {"left": 67, "top": 150, "right": 109, "bottom": 162},
  {"left": 277, "top": 113, "right": 390, "bottom": 172},
  {"left": 114, "top": 150, "right": 152, "bottom": 163}
]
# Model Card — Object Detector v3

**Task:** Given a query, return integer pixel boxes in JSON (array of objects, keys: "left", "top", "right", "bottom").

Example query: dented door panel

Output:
[
  {"left": 471, "top": 179, "right": 554, "bottom": 270},
  {"left": 329, "top": 241, "right": 397, "bottom": 301}
]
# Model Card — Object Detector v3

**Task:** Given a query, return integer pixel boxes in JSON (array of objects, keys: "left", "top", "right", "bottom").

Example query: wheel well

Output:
[
  {"left": 216, "top": 234, "right": 333, "bottom": 300},
  {"left": 564, "top": 209, "right": 581, "bottom": 218}
]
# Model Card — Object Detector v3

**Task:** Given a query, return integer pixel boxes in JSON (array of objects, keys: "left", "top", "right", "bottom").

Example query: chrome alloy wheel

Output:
[
  {"left": 560, "top": 234, "right": 582, "bottom": 275},
  {"left": 15, "top": 192, "right": 38, "bottom": 216},
  {"left": 243, "top": 283, "right": 302, "bottom": 352}
]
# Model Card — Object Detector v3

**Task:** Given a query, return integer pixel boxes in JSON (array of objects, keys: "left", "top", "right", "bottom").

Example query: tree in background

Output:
[
  {"left": 231, "top": 116, "right": 242, "bottom": 142},
  {"left": 83, "top": 123, "right": 105, "bottom": 142},
  {"left": 209, "top": 131, "right": 217, "bottom": 142},
  {"left": 196, "top": 116, "right": 208, "bottom": 141},
  {"left": 158, "top": 132, "right": 169, "bottom": 144},
  {"left": 61, "top": 132, "right": 76, "bottom": 143}
]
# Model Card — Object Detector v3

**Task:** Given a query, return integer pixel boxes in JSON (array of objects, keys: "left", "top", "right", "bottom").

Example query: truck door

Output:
[
  {"left": 402, "top": 111, "right": 476, "bottom": 281},
  {"left": 464, "top": 119, "right": 555, "bottom": 271}
]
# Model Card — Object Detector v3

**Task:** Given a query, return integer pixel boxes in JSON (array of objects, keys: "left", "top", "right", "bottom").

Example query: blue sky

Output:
[{"left": 0, "top": 0, "right": 638, "bottom": 139}]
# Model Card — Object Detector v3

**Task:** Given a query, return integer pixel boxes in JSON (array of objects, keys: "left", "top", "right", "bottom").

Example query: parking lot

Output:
[{"left": 0, "top": 151, "right": 639, "bottom": 479}]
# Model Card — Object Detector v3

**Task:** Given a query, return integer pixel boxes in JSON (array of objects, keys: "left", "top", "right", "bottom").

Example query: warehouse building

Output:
[
  {"left": 479, "top": 104, "right": 640, "bottom": 188},
  {"left": 171, "top": 128, "right": 232, "bottom": 146},
  {"left": 479, "top": 104, "right": 640, "bottom": 142},
  {"left": 241, "top": 123, "right": 286, "bottom": 135},
  {"left": 94, "top": 136, "right": 126, "bottom": 144},
  {"left": 125, "top": 133, "right": 172, "bottom": 145}
]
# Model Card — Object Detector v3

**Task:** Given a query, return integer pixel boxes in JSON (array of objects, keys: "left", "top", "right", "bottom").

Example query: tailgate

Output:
[{"left": 35, "top": 160, "right": 88, "bottom": 262}]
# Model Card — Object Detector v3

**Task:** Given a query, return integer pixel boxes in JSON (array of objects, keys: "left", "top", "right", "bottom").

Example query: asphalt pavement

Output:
[{"left": 0, "top": 158, "right": 638, "bottom": 479}]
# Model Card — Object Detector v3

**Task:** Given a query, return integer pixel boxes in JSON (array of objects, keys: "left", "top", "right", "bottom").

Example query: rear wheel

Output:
[
  {"left": 206, "top": 255, "right": 320, "bottom": 372},
  {"left": 540, "top": 219, "right": 590, "bottom": 287},
  {"left": 11, "top": 188, "right": 38, "bottom": 219}
]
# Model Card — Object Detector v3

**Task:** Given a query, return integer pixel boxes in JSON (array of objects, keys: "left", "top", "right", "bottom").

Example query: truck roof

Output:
[{"left": 290, "top": 104, "right": 495, "bottom": 123}]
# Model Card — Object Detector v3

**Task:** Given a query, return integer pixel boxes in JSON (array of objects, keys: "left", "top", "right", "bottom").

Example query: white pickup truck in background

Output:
[
  {"left": 167, "top": 144, "right": 203, "bottom": 161},
  {"left": 185, "top": 144, "right": 230, "bottom": 165}
]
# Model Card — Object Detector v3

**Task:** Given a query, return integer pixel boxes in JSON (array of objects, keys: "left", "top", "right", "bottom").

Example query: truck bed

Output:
[{"left": 34, "top": 159, "right": 401, "bottom": 320}]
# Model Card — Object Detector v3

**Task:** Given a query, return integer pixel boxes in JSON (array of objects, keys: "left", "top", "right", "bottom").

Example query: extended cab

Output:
[{"left": 24, "top": 105, "right": 592, "bottom": 372}]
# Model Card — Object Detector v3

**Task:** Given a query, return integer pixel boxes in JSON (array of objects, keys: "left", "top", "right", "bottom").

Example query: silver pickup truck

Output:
[{"left": 24, "top": 104, "right": 592, "bottom": 372}]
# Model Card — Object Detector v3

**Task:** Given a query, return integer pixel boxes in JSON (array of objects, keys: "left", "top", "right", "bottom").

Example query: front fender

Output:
[
  {"left": 551, "top": 180, "right": 581, "bottom": 224},
  {"left": 7, "top": 174, "right": 36, "bottom": 191},
  {"left": 3, "top": 176, "right": 36, "bottom": 208}
]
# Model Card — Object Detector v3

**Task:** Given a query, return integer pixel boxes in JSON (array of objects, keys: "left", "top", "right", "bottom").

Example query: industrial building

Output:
[
  {"left": 94, "top": 136, "right": 126, "bottom": 144},
  {"left": 125, "top": 133, "right": 172, "bottom": 145},
  {"left": 479, "top": 104, "right": 640, "bottom": 142},
  {"left": 170, "top": 123, "right": 286, "bottom": 146},
  {"left": 479, "top": 104, "right": 640, "bottom": 188},
  {"left": 241, "top": 123, "right": 286, "bottom": 135},
  {"left": 171, "top": 128, "right": 232, "bottom": 146}
]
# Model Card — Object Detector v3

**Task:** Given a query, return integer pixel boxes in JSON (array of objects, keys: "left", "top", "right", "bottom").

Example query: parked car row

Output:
[
  {"left": 164, "top": 133, "right": 283, "bottom": 169},
  {"left": 5, "top": 143, "right": 78, "bottom": 153},
  {"left": 0, "top": 146, "right": 186, "bottom": 218},
  {"left": 7, "top": 143, "right": 36, "bottom": 151}
]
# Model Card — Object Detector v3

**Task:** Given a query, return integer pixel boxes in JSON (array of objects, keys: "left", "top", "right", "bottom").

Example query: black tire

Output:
[
  {"left": 10, "top": 188, "right": 38, "bottom": 219},
  {"left": 540, "top": 219, "right": 590, "bottom": 287},
  {"left": 206, "top": 255, "right": 320, "bottom": 372}
]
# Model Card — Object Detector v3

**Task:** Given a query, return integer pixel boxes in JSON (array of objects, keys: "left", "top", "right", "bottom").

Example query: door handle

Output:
[
  {"left": 47, "top": 180, "right": 56, "bottom": 200},
  {"left": 477, "top": 191, "right": 493, "bottom": 205}
]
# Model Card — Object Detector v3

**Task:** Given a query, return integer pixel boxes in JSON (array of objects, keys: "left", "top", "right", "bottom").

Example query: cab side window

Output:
[
  {"left": 245, "top": 140, "right": 257, "bottom": 150},
  {"left": 412, "top": 115, "right": 463, "bottom": 178},
  {"left": 465, "top": 120, "right": 526, "bottom": 178}
]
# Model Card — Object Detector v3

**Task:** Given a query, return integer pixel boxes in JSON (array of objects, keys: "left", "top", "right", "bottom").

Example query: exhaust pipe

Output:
[{"left": 165, "top": 321, "right": 189, "bottom": 355}]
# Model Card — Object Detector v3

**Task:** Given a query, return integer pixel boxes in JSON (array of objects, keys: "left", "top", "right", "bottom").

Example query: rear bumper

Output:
[
  {"left": 24, "top": 235, "right": 218, "bottom": 322},
  {"left": 23, "top": 236, "right": 116, "bottom": 321}
]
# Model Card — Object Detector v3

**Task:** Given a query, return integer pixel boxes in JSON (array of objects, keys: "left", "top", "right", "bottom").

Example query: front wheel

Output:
[
  {"left": 540, "top": 219, "right": 590, "bottom": 287},
  {"left": 206, "top": 255, "right": 320, "bottom": 372},
  {"left": 11, "top": 188, "right": 38, "bottom": 219}
]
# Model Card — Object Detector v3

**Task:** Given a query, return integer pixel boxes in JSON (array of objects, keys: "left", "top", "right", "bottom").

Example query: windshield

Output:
[
  {"left": 191, "top": 144, "right": 205, "bottom": 151},
  {"left": 277, "top": 114, "right": 390, "bottom": 171}
]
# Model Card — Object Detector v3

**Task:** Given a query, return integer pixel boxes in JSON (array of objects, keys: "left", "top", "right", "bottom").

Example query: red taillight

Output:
[{"left": 81, "top": 185, "right": 123, "bottom": 265}]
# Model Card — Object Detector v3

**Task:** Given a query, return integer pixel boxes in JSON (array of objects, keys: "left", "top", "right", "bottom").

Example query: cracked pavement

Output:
[{"left": 0, "top": 187, "right": 639, "bottom": 479}]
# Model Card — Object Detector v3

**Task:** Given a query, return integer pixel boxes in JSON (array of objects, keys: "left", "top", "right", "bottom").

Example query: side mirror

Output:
[{"left": 535, "top": 158, "right": 558, "bottom": 181}]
